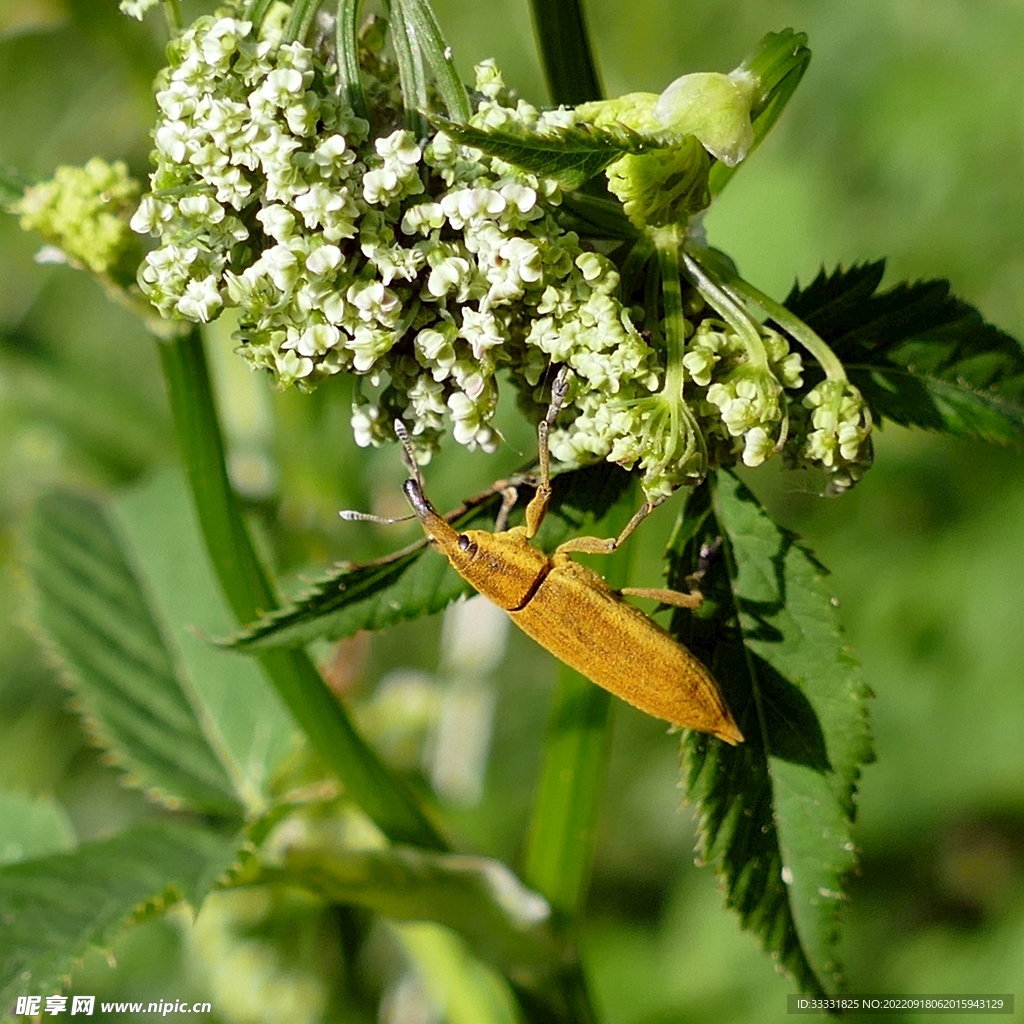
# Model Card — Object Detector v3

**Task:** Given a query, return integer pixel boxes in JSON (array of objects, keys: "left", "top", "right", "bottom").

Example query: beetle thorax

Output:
[{"left": 445, "top": 528, "right": 550, "bottom": 611}]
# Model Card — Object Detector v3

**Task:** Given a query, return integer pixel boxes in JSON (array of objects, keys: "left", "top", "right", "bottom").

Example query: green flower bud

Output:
[
  {"left": 653, "top": 70, "right": 756, "bottom": 167},
  {"left": 15, "top": 158, "right": 141, "bottom": 284},
  {"left": 603, "top": 137, "right": 711, "bottom": 230}
]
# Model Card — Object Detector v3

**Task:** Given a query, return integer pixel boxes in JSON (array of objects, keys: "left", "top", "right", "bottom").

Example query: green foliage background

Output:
[{"left": 1, "top": 0, "right": 1023, "bottom": 1021}]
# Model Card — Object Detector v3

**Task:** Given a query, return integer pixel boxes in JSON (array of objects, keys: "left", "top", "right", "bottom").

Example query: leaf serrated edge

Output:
[{"left": 18, "top": 491, "right": 244, "bottom": 818}]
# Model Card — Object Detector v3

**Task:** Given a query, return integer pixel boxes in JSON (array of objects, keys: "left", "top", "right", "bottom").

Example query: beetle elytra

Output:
[{"left": 342, "top": 372, "right": 743, "bottom": 745}]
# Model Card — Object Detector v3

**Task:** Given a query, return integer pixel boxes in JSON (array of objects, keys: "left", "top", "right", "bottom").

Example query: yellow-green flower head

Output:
[
  {"left": 14, "top": 158, "right": 140, "bottom": 281},
  {"left": 653, "top": 70, "right": 757, "bottom": 168},
  {"left": 576, "top": 68, "right": 756, "bottom": 230}
]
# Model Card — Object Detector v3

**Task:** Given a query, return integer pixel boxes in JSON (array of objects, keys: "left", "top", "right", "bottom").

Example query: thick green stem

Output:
[
  {"left": 524, "top": 668, "right": 614, "bottom": 916},
  {"left": 652, "top": 223, "right": 687, "bottom": 399},
  {"left": 335, "top": 0, "right": 368, "bottom": 117},
  {"left": 682, "top": 252, "right": 769, "bottom": 370},
  {"left": 528, "top": 0, "right": 603, "bottom": 105},
  {"left": 728, "top": 275, "right": 848, "bottom": 381},
  {"left": 523, "top": 488, "right": 638, "bottom": 919},
  {"left": 161, "top": 0, "right": 182, "bottom": 34},
  {"left": 159, "top": 328, "right": 446, "bottom": 850}
]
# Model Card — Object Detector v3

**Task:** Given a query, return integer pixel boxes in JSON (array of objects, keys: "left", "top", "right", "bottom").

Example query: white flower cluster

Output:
[
  {"left": 549, "top": 313, "right": 872, "bottom": 498},
  {"left": 131, "top": 14, "right": 658, "bottom": 456},
  {"left": 131, "top": 7, "right": 871, "bottom": 495},
  {"left": 792, "top": 378, "right": 873, "bottom": 492},
  {"left": 683, "top": 319, "right": 803, "bottom": 468}
]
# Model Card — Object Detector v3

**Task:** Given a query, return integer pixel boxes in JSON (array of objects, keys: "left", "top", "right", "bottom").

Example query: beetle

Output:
[{"left": 342, "top": 371, "right": 743, "bottom": 745}]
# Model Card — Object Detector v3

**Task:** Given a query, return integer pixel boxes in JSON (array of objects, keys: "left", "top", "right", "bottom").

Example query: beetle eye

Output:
[{"left": 457, "top": 533, "right": 474, "bottom": 553}]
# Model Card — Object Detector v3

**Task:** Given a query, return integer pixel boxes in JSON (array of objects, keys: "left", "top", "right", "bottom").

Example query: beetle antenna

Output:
[
  {"left": 339, "top": 509, "right": 415, "bottom": 525},
  {"left": 536, "top": 365, "right": 571, "bottom": 481},
  {"left": 524, "top": 365, "right": 572, "bottom": 539},
  {"left": 547, "top": 365, "right": 571, "bottom": 424},
  {"left": 393, "top": 419, "right": 426, "bottom": 491}
]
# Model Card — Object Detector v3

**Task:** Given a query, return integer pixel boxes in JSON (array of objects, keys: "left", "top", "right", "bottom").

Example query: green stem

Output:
[
  {"left": 524, "top": 667, "right": 614, "bottom": 916},
  {"left": 652, "top": 223, "right": 687, "bottom": 398},
  {"left": 528, "top": 0, "right": 603, "bottom": 105},
  {"left": 284, "top": 0, "right": 324, "bottom": 43},
  {"left": 523, "top": 487, "right": 639, "bottom": 918},
  {"left": 244, "top": 0, "right": 276, "bottom": 29},
  {"left": 682, "top": 252, "right": 769, "bottom": 370},
  {"left": 727, "top": 275, "right": 848, "bottom": 381},
  {"left": 386, "top": 0, "right": 430, "bottom": 136},
  {"left": 161, "top": 0, "right": 182, "bottom": 34},
  {"left": 643, "top": 226, "right": 708, "bottom": 483},
  {"left": 158, "top": 328, "right": 446, "bottom": 850},
  {"left": 335, "top": 0, "right": 368, "bottom": 117}
]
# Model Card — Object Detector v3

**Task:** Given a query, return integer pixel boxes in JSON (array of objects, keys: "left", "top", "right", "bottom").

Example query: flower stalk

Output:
[{"left": 159, "top": 327, "right": 447, "bottom": 850}]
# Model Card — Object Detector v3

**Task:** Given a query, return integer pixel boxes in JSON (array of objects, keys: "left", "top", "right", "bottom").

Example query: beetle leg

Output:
[
  {"left": 525, "top": 366, "right": 571, "bottom": 538},
  {"left": 618, "top": 586, "right": 703, "bottom": 609},
  {"left": 684, "top": 535, "right": 723, "bottom": 590},
  {"left": 555, "top": 500, "right": 657, "bottom": 555},
  {"left": 494, "top": 485, "right": 519, "bottom": 532}
]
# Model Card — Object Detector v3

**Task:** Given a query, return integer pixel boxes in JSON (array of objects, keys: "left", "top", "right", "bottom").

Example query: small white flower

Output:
[
  {"left": 427, "top": 254, "right": 472, "bottom": 300},
  {"left": 276, "top": 349, "right": 315, "bottom": 383},
  {"left": 415, "top": 326, "right": 458, "bottom": 380},
  {"left": 119, "top": 0, "right": 160, "bottom": 20},
  {"left": 259, "top": 243, "right": 299, "bottom": 292},
  {"left": 346, "top": 325, "right": 395, "bottom": 372},
  {"left": 459, "top": 308, "right": 504, "bottom": 361},
  {"left": 178, "top": 194, "right": 226, "bottom": 223},
  {"left": 401, "top": 202, "right": 445, "bottom": 235},
  {"left": 499, "top": 181, "right": 538, "bottom": 216},
  {"left": 499, "top": 236, "right": 543, "bottom": 283},
  {"left": 155, "top": 120, "right": 191, "bottom": 163},
  {"left": 200, "top": 18, "right": 251, "bottom": 68},
  {"left": 376, "top": 130, "right": 422, "bottom": 167},
  {"left": 362, "top": 167, "right": 399, "bottom": 205},
  {"left": 290, "top": 323, "right": 340, "bottom": 357},
  {"left": 741, "top": 426, "right": 774, "bottom": 467},
  {"left": 351, "top": 403, "right": 381, "bottom": 447},
  {"left": 284, "top": 92, "right": 320, "bottom": 137},
  {"left": 176, "top": 275, "right": 223, "bottom": 322},
  {"left": 347, "top": 280, "right": 401, "bottom": 325},
  {"left": 256, "top": 204, "right": 297, "bottom": 243},
  {"left": 441, "top": 187, "right": 505, "bottom": 228},
  {"left": 305, "top": 244, "right": 343, "bottom": 276},
  {"left": 260, "top": 67, "right": 305, "bottom": 106}
]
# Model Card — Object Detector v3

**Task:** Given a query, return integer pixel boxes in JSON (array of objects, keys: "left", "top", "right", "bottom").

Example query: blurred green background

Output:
[{"left": 1, "top": 0, "right": 1023, "bottom": 1021}]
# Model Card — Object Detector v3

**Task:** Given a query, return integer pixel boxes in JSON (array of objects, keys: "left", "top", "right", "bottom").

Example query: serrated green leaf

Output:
[
  {"left": 436, "top": 120, "right": 670, "bottom": 191},
  {"left": 670, "top": 472, "right": 872, "bottom": 995},
  {"left": 112, "top": 472, "right": 297, "bottom": 808},
  {"left": 28, "top": 489, "right": 243, "bottom": 817},
  {"left": 0, "top": 794, "right": 75, "bottom": 868},
  {"left": 269, "top": 845, "right": 559, "bottom": 988},
  {"left": 227, "top": 500, "right": 492, "bottom": 652},
  {"left": 229, "top": 463, "right": 632, "bottom": 651},
  {"left": 0, "top": 821, "right": 242, "bottom": 1006},
  {"left": 785, "top": 261, "right": 1024, "bottom": 445},
  {"left": 26, "top": 473, "right": 295, "bottom": 817}
]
